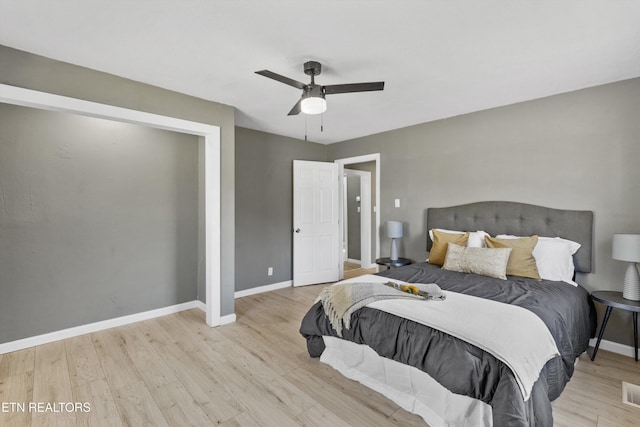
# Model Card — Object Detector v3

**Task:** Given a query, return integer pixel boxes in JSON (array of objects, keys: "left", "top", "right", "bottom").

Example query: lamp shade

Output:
[
  {"left": 612, "top": 234, "right": 640, "bottom": 262},
  {"left": 386, "top": 221, "right": 403, "bottom": 239}
]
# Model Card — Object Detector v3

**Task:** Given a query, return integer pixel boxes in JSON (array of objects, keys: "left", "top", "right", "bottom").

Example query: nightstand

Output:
[
  {"left": 590, "top": 291, "right": 640, "bottom": 361},
  {"left": 375, "top": 257, "right": 412, "bottom": 270}
]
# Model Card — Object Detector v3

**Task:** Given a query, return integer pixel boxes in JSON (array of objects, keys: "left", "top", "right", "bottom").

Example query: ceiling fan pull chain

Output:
[
  {"left": 304, "top": 114, "right": 308, "bottom": 141},
  {"left": 321, "top": 113, "right": 324, "bottom": 132}
]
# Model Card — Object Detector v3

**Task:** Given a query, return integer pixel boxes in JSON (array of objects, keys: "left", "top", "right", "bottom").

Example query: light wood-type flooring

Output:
[
  {"left": 343, "top": 262, "right": 378, "bottom": 280},
  {"left": 1, "top": 275, "right": 640, "bottom": 426}
]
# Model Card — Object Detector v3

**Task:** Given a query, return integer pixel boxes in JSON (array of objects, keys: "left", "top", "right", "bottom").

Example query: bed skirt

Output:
[{"left": 321, "top": 336, "right": 493, "bottom": 427}]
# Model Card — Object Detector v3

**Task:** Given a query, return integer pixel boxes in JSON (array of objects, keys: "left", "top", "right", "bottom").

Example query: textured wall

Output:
[{"left": 328, "top": 78, "right": 640, "bottom": 347}]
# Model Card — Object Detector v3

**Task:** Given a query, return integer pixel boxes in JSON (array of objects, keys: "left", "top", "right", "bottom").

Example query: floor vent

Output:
[{"left": 622, "top": 382, "right": 640, "bottom": 409}]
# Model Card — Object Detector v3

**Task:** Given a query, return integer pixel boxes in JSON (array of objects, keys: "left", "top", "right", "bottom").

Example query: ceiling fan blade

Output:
[
  {"left": 287, "top": 98, "right": 302, "bottom": 116},
  {"left": 255, "top": 70, "right": 306, "bottom": 90},
  {"left": 324, "top": 82, "right": 385, "bottom": 95}
]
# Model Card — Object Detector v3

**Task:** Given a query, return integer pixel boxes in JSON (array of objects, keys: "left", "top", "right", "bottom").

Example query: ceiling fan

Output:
[{"left": 255, "top": 61, "right": 384, "bottom": 116}]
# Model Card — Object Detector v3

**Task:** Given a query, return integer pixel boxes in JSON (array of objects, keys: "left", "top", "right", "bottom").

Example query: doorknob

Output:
[{"left": 295, "top": 228, "right": 301, "bottom": 233}]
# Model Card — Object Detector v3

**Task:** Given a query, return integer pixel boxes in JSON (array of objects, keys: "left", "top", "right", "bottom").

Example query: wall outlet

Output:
[{"left": 268, "top": 267, "right": 273, "bottom": 276}]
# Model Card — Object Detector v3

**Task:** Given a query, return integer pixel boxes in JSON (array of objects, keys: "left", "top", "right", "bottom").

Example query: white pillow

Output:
[
  {"left": 429, "top": 229, "right": 490, "bottom": 248},
  {"left": 497, "top": 235, "right": 581, "bottom": 286}
]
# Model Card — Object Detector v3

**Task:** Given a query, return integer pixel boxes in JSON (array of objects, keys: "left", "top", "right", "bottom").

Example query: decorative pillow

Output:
[
  {"left": 485, "top": 235, "right": 541, "bottom": 280},
  {"left": 442, "top": 243, "right": 512, "bottom": 280},
  {"left": 428, "top": 230, "right": 470, "bottom": 266},
  {"left": 498, "top": 235, "right": 580, "bottom": 286},
  {"left": 429, "top": 229, "right": 490, "bottom": 248}
]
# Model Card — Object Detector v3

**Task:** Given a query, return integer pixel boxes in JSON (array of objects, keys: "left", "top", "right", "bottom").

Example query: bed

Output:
[{"left": 300, "top": 201, "right": 597, "bottom": 426}]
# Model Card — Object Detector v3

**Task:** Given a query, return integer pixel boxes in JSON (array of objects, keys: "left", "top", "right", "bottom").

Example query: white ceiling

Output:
[{"left": 1, "top": 1, "right": 639, "bottom": 144}]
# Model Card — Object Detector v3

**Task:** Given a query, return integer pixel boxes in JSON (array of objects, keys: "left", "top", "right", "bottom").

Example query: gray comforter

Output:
[{"left": 299, "top": 262, "right": 596, "bottom": 426}]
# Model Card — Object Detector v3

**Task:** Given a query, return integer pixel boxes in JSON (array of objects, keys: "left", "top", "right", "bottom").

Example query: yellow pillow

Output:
[
  {"left": 428, "top": 230, "right": 470, "bottom": 266},
  {"left": 485, "top": 235, "right": 541, "bottom": 280}
]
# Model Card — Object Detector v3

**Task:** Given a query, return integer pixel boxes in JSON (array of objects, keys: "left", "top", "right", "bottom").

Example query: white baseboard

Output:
[
  {"left": 194, "top": 300, "right": 207, "bottom": 312},
  {"left": 346, "top": 258, "right": 361, "bottom": 265},
  {"left": 0, "top": 300, "right": 235, "bottom": 355},
  {"left": 192, "top": 301, "right": 237, "bottom": 325},
  {"left": 589, "top": 337, "right": 636, "bottom": 359},
  {"left": 220, "top": 314, "right": 237, "bottom": 325},
  {"left": 234, "top": 280, "right": 292, "bottom": 299}
]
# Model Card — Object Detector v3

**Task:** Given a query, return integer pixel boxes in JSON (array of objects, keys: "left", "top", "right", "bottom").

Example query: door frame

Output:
[
  {"left": 334, "top": 153, "right": 381, "bottom": 278},
  {"left": 0, "top": 84, "right": 222, "bottom": 327}
]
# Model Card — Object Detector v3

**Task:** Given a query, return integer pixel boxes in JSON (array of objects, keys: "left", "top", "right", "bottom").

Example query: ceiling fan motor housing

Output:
[
  {"left": 303, "top": 84, "right": 324, "bottom": 98},
  {"left": 304, "top": 61, "right": 322, "bottom": 76}
]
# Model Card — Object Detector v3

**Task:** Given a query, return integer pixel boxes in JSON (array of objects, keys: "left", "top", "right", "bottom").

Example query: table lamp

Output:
[
  {"left": 612, "top": 233, "right": 640, "bottom": 301},
  {"left": 386, "top": 221, "right": 403, "bottom": 261}
]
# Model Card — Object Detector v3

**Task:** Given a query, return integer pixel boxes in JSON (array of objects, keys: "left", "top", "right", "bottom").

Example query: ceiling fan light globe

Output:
[{"left": 301, "top": 96, "right": 327, "bottom": 115}]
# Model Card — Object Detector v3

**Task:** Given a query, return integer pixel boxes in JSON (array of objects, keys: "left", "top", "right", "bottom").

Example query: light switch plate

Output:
[{"left": 395, "top": 199, "right": 400, "bottom": 208}]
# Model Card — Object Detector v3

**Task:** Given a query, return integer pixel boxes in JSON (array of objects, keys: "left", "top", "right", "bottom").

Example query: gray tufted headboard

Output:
[{"left": 426, "top": 201, "right": 594, "bottom": 273}]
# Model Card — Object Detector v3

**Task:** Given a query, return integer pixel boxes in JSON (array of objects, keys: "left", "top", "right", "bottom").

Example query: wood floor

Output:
[
  {"left": 342, "top": 262, "right": 378, "bottom": 279},
  {"left": 1, "top": 278, "right": 639, "bottom": 426}
]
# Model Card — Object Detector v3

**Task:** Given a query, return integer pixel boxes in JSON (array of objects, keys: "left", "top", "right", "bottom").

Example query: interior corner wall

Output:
[
  {"left": 327, "top": 77, "right": 640, "bottom": 348},
  {"left": 234, "top": 127, "right": 326, "bottom": 292},
  {"left": 0, "top": 45, "right": 236, "bottom": 323}
]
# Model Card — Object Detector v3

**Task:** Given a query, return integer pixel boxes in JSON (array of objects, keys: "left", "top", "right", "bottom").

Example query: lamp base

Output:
[
  {"left": 622, "top": 263, "right": 640, "bottom": 301},
  {"left": 390, "top": 238, "right": 398, "bottom": 261}
]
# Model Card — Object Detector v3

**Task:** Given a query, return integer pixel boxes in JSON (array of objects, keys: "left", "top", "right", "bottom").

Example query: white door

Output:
[{"left": 293, "top": 160, "right": 340, "bottom": 286}]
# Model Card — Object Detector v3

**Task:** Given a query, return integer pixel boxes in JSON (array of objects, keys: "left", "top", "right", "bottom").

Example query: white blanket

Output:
[{"left": 337, "top": 274, "right": 559, "bottom": 400}]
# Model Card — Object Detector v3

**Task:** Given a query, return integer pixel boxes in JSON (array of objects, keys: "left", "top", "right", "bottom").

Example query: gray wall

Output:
[
  {"left": 328, "top": 78, "right": 640, "bottom": 347},
  {"left": 0, "top": 104, "right": 198, "bottom": 343},
  {"left": 0, "top": 46, "right": 236, "bottom": 334},
  {"left": 235, "top": 127, "right": 326, "bottom": 291}
]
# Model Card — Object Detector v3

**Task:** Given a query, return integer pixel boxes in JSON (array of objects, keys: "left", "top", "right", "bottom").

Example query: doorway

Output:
[
  {"left": 335, "top": 153, "right": 380, "bottom": 279},
  {"left": 343, "top": 169, "right": 371, "bottom": 268}
]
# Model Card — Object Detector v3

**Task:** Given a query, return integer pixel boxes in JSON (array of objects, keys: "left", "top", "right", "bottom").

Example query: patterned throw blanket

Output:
[{"left": 315, "top": 281, "right": 445, "bottom": 337}]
